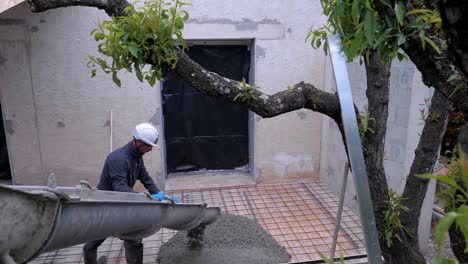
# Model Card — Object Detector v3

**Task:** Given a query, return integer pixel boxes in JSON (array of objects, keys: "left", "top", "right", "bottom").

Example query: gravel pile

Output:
[{"left": 157, "top": 213, "right": 291, "bottom": 264}]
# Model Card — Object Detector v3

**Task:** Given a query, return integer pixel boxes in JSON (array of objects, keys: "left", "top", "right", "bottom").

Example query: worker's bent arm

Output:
[{"left": 139, "top": 161, "right": 160, "bottom": 194}]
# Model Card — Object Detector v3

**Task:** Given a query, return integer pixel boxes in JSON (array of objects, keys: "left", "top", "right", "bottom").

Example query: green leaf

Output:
[
  {"left": 397, "top": 34, "right": 406, "bottom": 46},
  {"left": 417, "top": 173, "right": 458, "bottom": 188},
  {"left": 134, "top": 64, "right": 143, "bottom": 82},
  {"left": 455, "top": 205, "right": 468, "bottom": 252},
  {"left": 233, "top": 93, "right": 241, "bottom": 102},
  {"left": 447, "top": 73, "right": 460, "bottom": 83},
  {"left": 379, "top": 0, "right": 392, "bottom": 8},
  {"left": 429, "top": 17, "right": 442, "bottom": 24},
  {"left": 91, "top": 68, "right": 97, "bottom": 78},
  {"left": 433, "top": 257, "right": 460, "bottom": 264},
  {"left": 363, "top": 0, "right": 372, "bottom": 10},
  {"left": 112, "top": 71, "right": 121, "bottom": 87},
  {"left": 395, "top": 2, "right": 406, "bottom": 26},
  {"left": 364, "top": 11, "right": 376, "bottom": 42},
  {"left": 348, "top": 29, "right": 364, "bottom": 59},
  {"left": 406, "top": 8, "right": 431, "bottom": 16},
  {"left": 351, "top": 0, "right": 360, "bottom": 26},
  {"left": 373, "top": 28, "right": 393, "bottom": 48},
  {"left": 396, "top": 52, "right": 407, "bottom": 61},
  {"left": 148, "top": 72, "right": 156, "bottom": 87},
  {"left": 128, "top": 44, "right": 139, "bottom": 58},
  {"left": 435, "top": 212, "right": 456, "bottom": 252},
  {"left": 419, "top": 30, "right": 426, "bottom": 50},
  {"left": 314, "top": 247, "right": 334, "bottom": 264},
  {"left": 423, "top": 36, "right": 440, "bottom": 54}
]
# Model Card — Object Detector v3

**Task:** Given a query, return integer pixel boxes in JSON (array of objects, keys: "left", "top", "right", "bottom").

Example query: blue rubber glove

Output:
[
  {"left": 151, "top": 191, "right": 164, "bottom": 201},
  {"left": 171, "top": 196, "right": 179, "bottom": 203}
]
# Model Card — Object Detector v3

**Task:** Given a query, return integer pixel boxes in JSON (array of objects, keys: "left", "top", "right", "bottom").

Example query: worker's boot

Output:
[
  {"left": 83, "top": 240, "right": 106, "bottom": 264},
  {"left": 124, "top": 243, "right": 143, "bottom": 264},
  {"left": 83, "top": 247, "right": 97, "bottom": 264}
]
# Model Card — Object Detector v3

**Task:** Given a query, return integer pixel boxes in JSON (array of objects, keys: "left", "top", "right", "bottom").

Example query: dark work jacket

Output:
[{"left": 97, "top": 141, "right": 160, "bottom": 194}]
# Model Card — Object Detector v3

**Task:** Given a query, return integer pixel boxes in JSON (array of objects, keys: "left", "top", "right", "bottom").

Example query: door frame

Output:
[{"left": 157, "top": 39, "right": 257, "bottom": 184}]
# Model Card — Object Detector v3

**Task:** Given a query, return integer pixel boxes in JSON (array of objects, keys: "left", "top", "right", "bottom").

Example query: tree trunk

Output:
[
  {"left": 363, "top": 51, "right": 391, "bottom": 211},
  {"left": 382, "top": 238, "right": 427, "bottom": 264},
  {"left": 439, "top": 0, "right": 468, "bottom": 75},
  {"left": 449, "top": 224, "right": 468, "bottom": 262},
  {"left": 400, "top": 90, "right": 451, "bottom": 247},
  {"left": 364, "top": 51, "right": 426, "bottom": 263},
  {"left": 448, "top": 123, "right": 468, "bottom": 262}
]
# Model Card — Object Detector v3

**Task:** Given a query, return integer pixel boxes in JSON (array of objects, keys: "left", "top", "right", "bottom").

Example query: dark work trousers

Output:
[{"left": 83, "top": 238, "right": 143, "bottom": 264}]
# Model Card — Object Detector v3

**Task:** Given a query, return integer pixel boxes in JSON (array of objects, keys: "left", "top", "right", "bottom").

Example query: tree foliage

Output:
[
  {"left": 307, "top": 0, "right": 442, "bottom": 63},
  {"left": 87, "top": 0, "right": 190, "bottom": 87}
]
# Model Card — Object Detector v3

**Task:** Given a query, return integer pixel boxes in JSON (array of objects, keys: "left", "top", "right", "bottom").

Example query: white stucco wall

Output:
[
  {"left": 0, "top": 4, "right": 164, "bottom": 186},
  {"left": 184, "top": 0, "right": 326, "bottom": 182},
  {"left": 0, "top": 0, "right": 326, "bottom": 187}
]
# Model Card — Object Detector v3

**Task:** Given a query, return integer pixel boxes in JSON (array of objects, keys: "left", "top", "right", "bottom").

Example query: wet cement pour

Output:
[{"left": 157, "top": 214, "right": 291, "bottom": 264}]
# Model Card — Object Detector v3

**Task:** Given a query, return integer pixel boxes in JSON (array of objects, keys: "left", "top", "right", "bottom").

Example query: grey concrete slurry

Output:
[{"left": 157, "top": 213, "right": 291, "bottom": 264}]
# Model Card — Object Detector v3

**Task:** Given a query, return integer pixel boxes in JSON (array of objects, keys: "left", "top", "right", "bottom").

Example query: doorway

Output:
[{"left": 162, "top": 45, "right": 251, "bottom": 174}]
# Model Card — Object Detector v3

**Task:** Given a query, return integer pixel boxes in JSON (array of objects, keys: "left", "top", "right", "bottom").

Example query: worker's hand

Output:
[
  {"left": 171, "top": 196, "right": 180, "bottom": 203},
  {"left": 151, "top": 191, "right": 164, "bottom": 201}
]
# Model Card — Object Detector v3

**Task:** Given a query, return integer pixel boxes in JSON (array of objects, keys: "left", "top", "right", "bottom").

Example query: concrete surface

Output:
[{"left": 156, "top": 214, "right": 291, "bottom": 264}]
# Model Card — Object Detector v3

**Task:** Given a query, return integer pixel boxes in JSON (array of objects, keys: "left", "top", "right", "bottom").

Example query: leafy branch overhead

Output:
[
  {"left": 87, "top": 0, "right": 190, "bottom": 87},
  {"left": 307, "top": 0, "right": 442, "bottom": 63}
]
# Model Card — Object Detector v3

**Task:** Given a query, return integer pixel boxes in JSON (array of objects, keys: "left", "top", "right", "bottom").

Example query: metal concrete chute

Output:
[{"left": 0, "top": 184, "right": 221, "bottom": 264}]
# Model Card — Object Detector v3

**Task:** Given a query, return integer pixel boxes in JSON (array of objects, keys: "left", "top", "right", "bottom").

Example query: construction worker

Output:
[{"left": 83, "top": 123, "right": 174, "bottom": 264}]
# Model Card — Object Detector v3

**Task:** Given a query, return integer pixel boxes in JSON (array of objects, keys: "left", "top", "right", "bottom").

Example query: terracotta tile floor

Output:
[{"left": 30, "top": 180, "right": 366, "bottom": 264}]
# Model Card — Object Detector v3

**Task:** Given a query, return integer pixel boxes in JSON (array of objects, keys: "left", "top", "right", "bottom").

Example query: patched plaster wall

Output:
[{"left": 0, "top": 0, "right": 326, "bottom": 187}]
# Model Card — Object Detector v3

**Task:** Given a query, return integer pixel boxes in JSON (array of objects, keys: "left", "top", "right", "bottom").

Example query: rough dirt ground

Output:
[{"left": 157, "top": 214, "right": 291, "bottom": 264}]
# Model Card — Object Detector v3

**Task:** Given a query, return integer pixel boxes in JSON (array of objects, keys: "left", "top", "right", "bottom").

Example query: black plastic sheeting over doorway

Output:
[{"left": 162, "top": 46, "right": 250, "bottom": 173}]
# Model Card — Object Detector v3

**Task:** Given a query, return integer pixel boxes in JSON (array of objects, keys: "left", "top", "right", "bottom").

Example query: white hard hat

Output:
[{"left": 132, "top": 123, "right": 159, "bottom": 146}]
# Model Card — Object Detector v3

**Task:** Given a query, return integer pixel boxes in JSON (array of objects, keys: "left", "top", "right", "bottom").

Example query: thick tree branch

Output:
[
  {"left": 371, "top": 0, "right": 468, "bottom": 113},
  {"left": 363, "top": 50, "right": 425, "bottom": 264},
  {"left": 172, "top": 49, "right": 342, "bottom": 121},
  {"left": 400, "top": 90, "right": 450, "bottom": 245},
  {"left": 439, "top": 0, "right": 468, "bottom": 75},
  {"left": 27, "top": 0, "right": 131, "bottom": 17},
  {"left": 403, "top": 39, "right": 468, "bottom": 113}
]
